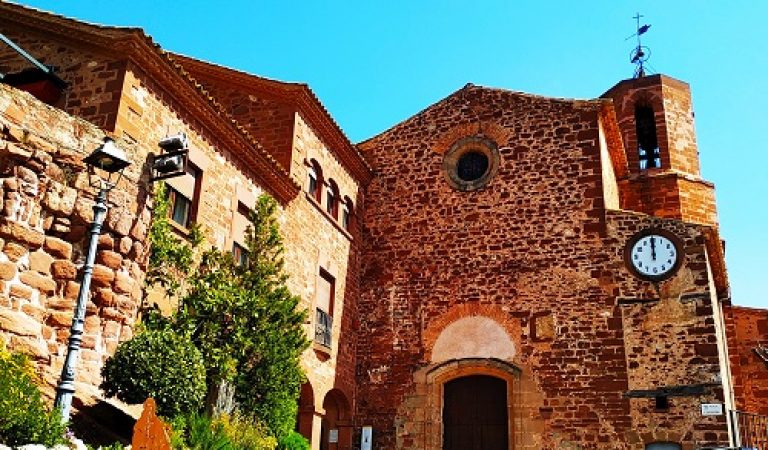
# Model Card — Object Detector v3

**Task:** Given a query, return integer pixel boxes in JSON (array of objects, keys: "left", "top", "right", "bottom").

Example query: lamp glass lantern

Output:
[{"left": 83, "top": 137, "right": 131, "bottom": 186}]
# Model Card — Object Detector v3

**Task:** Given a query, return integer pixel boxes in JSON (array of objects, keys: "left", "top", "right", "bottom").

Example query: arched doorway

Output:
[
  {"left": 320, "top": 389, "right": 351, "bottom": 450},
  {"left": 443, "top": 375, "right": 508, "bottom": 450}
]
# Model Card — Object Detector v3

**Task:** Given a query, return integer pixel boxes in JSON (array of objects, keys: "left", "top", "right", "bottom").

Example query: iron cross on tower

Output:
[{"left": 627, "top": 12, "right": 652, "bottom": 78}]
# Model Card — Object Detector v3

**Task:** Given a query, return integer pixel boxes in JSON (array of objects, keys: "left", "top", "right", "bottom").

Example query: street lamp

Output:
[{"left": 54, "top": 137, "right": 131, "bottom": 421}]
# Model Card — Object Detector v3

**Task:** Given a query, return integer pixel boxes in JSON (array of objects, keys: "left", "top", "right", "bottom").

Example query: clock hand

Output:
[{"left": 650, "top": 237, "right": 656, "bottom": 261}]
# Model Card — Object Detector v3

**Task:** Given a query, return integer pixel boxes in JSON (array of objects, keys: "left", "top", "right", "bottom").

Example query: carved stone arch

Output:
[{"left": 423, "top": 304, "right": 522, "bottom": 363}]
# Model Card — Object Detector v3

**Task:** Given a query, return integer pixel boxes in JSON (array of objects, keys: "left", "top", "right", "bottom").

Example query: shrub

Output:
[
  {"left": 0, "top": 344, "right": 67, "bottom": 447},
  {"left": 170, "top": 413, "right": 236, "bottom": 450},
  {"left": 276, "top": 432, "right": 309, "bottom": 450},
  {"left": 100, "top": 329, "right": 206, "bottom": 417},
  {"left": 214, "top": 412, "right": 277, "bottom": 450}
]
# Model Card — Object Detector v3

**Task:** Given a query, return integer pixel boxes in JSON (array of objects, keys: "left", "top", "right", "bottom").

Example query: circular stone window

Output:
[{"left": 442, "top": 136, "right": 500, "bottom": 191}]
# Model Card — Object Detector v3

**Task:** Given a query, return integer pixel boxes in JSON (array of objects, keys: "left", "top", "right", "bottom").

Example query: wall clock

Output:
[{"left": 625, "top": 229, "right": 683, "bottom": 282}]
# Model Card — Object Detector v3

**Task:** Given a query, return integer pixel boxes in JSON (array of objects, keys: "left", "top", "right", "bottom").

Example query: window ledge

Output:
[
  {"left": 168, "top": 219, "right": 192, "bottom": 238},
  {"left": 312, "top": 341, "right": 332, "bottom": 360},
  {"left": 304, "top": 192, "right": 353, "bottom": 241}
]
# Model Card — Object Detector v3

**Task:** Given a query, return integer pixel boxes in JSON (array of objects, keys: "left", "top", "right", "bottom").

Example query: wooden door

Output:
[{"left": 443, "top": 375, "right": 508, "bottom": 450}]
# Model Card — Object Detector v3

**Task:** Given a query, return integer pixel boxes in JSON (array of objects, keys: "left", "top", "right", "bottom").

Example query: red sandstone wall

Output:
[
  {"left": 602, "top": 75, "right": 717, "bottom": 227},
  {"left": 355, "top": 85, "right": 728, "bottom": 449},
  {"left": 0, "top": 23, "right": 126, "bottom": 130},
  {"left": 728, "top": 306, "right": 768, "bottom": 415},
  {"left": 0, "top": 84, "right": 150, "bottom": 397},
  {"left": 181, "top": 75, "right": 296, "bottom": 171}
]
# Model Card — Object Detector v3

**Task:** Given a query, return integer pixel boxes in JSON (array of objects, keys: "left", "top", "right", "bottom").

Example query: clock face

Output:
[{"left": 627, "top": 232, "right": 682, "bottom": 281}]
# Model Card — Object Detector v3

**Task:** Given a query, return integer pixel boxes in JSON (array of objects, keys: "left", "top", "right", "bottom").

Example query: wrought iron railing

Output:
[
  {"left": 730, "top": 410, "right": 768, "bottom": 449},
  {"left": 315, "top": 308, "right": 332, "bottom": 348}
]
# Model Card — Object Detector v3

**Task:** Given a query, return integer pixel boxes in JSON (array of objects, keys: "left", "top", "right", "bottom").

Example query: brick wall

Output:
[
  {"left": 0, "top": 24, "right": 126, "bottom": 130},
  {"left": 181, "top": 75, "right": 297, "bottom": 171},
  {"left": 355, "top": 84, "right": 729, "bottom": 449},
  {"left": 728, "top": 306, "right": 768, "bottom": 415}
]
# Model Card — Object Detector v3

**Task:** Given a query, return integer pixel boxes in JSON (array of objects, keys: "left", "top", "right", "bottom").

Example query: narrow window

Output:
[
  {"left": 232, "top": 242, "right": 248, "bottom": 267},
  {"left": 315, "top": 269, "right": 335, "bottom": 348},
  {"left": 342, "top": 197, "right": 353, "bottom": 231},
  {"left": 326, "top": 180, "right": 339, "bottom": 219},
  {"left": 308, "top": 165, "right": 319, "bottom": 199},
  {"left": 231, "top": 201, "right": 250, "bottom": 266},
  {"left": 165, "top": 163, "right": 200, "bottom": 228},
  {"left": 635, "top": 104, "right": 661, "bottom": 170}
]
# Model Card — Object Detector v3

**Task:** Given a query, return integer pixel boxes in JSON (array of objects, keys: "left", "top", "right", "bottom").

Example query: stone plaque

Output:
[{"left": 701, "top": 403, "right": 723, "bottom": 416}]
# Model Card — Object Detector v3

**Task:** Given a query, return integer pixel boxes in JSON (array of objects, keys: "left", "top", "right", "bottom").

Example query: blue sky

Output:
[{"left": 14, "top": 1, "right": 768, "bottom": 308}]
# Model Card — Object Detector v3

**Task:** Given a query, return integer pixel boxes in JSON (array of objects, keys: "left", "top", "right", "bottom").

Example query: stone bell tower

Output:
[{"left": 602, "top": 74, "right": 718, "bottom": 226}]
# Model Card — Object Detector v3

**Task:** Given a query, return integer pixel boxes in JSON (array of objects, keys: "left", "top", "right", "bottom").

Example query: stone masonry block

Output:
[
  {"left": 19, "top": 270, "right": 56, "bottom": 295},
  {"left": 0, "top": 309, "right": 42, "bottom": 336},
  {"left": 44, "top": 236, "right": 73, "bottom": 259},
  {"left": 51, "top": 259, "right": 77, "bottom": 280},
  {"left": 3, "top": 242, "right": 26, "bottom": 262},
  {"left": 91, "top": 264, "right": 115, "bottom": 287},
  {"left": 0, "top": 220, "right": 44, "bottom": 248},
  {"left": 0, "top": 261, "right": 16, "bottom": 281},
  {"left": 29, "top": 250, "right": 54, "bottom": 274}
]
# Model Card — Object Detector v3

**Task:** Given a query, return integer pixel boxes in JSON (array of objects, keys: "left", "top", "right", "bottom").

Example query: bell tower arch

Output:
[{"left": 602, "top": 74, "right": 717, "bottom": 226}]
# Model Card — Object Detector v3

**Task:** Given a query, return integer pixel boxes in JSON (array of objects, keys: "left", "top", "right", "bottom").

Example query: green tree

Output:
[
  {"left": 123, "top": 187, "right": 309, "bottom": 438},
  {"left": 174, "top": 196, "right": 309, "bottom": 437}
]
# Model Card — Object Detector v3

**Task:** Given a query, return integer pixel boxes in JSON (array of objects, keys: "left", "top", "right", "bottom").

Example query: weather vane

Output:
[{"left": 626, "top": 13, "right": 651, "bottom": 78}]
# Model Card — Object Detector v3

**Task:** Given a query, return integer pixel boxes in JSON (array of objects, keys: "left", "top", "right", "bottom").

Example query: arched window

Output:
[
  {"left": 307, "top": 159, "right": 322, "bottom": 202},
  {"left": 635, "top": 104, "right": 661, "bottom": 170},
  {"left": 342, "top": 196, "right": 353, "bottom": 231},
  {"left": 326, "top": 179, "right": 339, "bottom": 219}
]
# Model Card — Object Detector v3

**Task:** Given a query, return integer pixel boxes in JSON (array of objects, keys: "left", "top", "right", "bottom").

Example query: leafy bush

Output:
[
  {"left": 214, "top": 412, "right": 276, "bottom": 450},
  {"left": 170, "top": 413, "right": 235, "bottom": 450},
  {"left": 100, "top": 329, "right": 206, "bottom": 417},
  {"left": 0, "top": 343, "right": 67, "bottom": 447},
  {"left": 276, "top": 431, "right": 309, "bottom": 450}
]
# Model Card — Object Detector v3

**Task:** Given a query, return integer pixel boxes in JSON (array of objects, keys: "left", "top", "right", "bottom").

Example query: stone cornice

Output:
[{"left": 0, "top": 1, "right": 301, "bottom": 204}]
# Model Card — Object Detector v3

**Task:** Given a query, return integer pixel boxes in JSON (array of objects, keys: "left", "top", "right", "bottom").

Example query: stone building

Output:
[{"left": 0, "top": 3, "right": 766, "bottom": 450}]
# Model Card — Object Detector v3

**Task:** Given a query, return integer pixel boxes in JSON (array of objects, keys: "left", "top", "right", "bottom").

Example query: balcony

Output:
[{"left": 315, "top": 308, "right": 332, "bottom": 349}]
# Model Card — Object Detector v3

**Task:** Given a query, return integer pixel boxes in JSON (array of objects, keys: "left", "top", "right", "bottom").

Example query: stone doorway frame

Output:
[{"left": 425, "top": 358, "right": 522, "bottom": 450}]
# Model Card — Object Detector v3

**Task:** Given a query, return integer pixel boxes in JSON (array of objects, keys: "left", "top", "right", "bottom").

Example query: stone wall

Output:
[
  {"left": 0, "top": 23, "right": 126, "bottom": 130},
  {"left": 728, "top": 306, "right": 768, "bottom": 415},
  {"left": 179, "top": 74, "right": 297, "bottom": 172},
  {"left": 603, "top": 75, "right": 717, "bottom": 227},
  {"left": 355, "top": 84, "right": 729, "bottom": 449},
  {"left": 0, "top": 83, "right": 150, "bottom": 395}
]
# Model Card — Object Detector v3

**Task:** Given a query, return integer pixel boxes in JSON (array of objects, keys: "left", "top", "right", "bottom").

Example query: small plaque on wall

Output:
[
  {"left": 329, "top": 429, "right": 338, "bottom": 443},
  {"left": 701, "top": 403, "right": 723, "bottom": 416},
  {"left": 361, "top": 426, "right": 372, "bottom": 450}
]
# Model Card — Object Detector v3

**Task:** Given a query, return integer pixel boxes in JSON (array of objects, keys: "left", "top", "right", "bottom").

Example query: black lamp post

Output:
[{"left": 54, "top": 137, "right": 131, "bottom": 421}]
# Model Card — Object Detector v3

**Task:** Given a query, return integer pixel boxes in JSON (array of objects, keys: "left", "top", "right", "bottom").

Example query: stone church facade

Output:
[{"left": 0, "top": 3, "right": 765, "bottom": 450}]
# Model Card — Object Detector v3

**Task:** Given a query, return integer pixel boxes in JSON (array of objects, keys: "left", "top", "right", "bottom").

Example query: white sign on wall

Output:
[
  {"left": 701, "top": 403, "right": 723, "bottom": 416},
  {"left": 361, "top": 426, "right": 373, "bottom": 450},
  {"left": 329, "top": 429, "right": 338, "bottom": 443}
]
